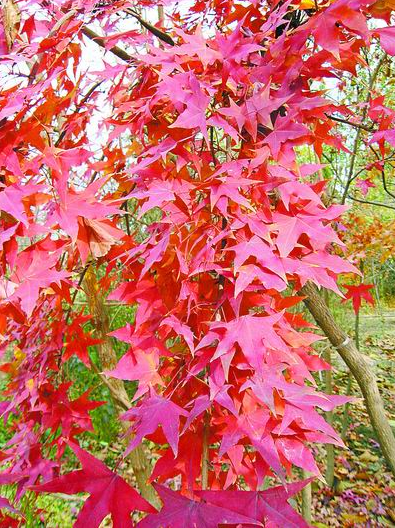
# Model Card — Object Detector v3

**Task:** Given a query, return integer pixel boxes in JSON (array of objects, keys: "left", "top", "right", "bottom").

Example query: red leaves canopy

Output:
[{"left": 0, "top": 0, "right": 393, "bottom": 525}]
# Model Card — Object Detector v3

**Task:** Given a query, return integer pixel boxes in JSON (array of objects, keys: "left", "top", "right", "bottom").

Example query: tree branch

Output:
[
  {"left": 81, "top": 26, "right": 136, "bottom": 63},
  {"left": 368, "top": 144, "right": 395, "bottom": 200},
  {"left": 326, "top": 113, "right": 375, "bottom": 132},
  {"left": 301, "top": 281, "right": 395, "bottom": 477},
  {"left": 124, "top": 7, "right": 175, "bottom": 46},
  {"left": 83, "top": 266, "right": 160, "bottom": 508},
  {"left": 347, "top": 193, "right": 395, "bottom": 210},
  {"left": 340, "top": 55, "right": 385, "bottom": 204}
]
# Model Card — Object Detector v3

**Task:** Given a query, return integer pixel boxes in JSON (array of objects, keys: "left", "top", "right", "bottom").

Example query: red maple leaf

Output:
[
  {"left": 63, "top": 312, "right": 102, "bottom": 366},
  {"left": 122, "top": 390, "right": 188, "bottom": 456},
  {"left": 196, "top": 479, "right": 312, "bottom": 527},
  {"left": 105, "top": 348, "right": 162, "bottom": 400},
  {"left": 3, "top": 249, "right": 68, "bottom": 316},
  {"left": 137, "top": 483, "right": 262, "bottom": 527},
  {"left": 31, "top": 443, "right": 154, "bottom": 528},
  {"left": 342, "top": 283, "right": 375, "bottom": 314}
]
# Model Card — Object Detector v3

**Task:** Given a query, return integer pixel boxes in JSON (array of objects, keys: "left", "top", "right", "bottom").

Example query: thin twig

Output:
[
  {"left": 56, "top": 80, "right": 104, "bottom": 146},
  {"left": 326, "top": 113, "right": 375, "bottom": 132},
  {"left": 340, "top": 55, "right": 385, "bottom": 204},
  {"left": 81, "top": 27, "right": 136, "bottom": 63},
  {"left": 65, "top": 263, "right": 91, "bottom": 324},
  {"left": 368, "top": 144, "right": 395, "bottom": 200},
  {"left": 347, "top": 194, "right": 395, "bottom": 210},
  {"left": 125, "top": 7, "right": 175, "bottom": 46}
]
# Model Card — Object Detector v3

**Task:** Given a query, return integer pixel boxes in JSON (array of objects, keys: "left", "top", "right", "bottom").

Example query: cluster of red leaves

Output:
[{"left": 0, "top": 0, "right": 394, "bottom": 526}]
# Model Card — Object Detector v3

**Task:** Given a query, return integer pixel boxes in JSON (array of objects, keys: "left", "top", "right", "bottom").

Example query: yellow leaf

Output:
[
  {"left": 42, "top": 287, "right": 55, "bottom": 295},
  {"left": 370, "top": 0, "right": 395, "bottom": 14},
  {"left": 359, "top": 450, "right": 379, "bottom": 463},
  {"left": 14, "top": 346, "right": 25, "bottom": 361},
  {"left": 2, "top": 0, "right": 20, "bottom": 51},
  {"left": 26, "top": 378, "right": 34, "bottom": 390},
  {"left": 300, "top": 0, "right": 316, "bottom": 8}
]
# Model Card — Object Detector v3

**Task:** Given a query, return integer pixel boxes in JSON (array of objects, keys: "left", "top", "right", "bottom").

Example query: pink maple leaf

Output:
[{"left": 122, "top": 390, "right": 188, "bottom": 456}]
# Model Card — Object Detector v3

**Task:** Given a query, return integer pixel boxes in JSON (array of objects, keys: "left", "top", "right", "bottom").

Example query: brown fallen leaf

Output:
[
  {"left": 358, "top": 450, "right": 379, "bottom": 463},
  {"left": 354, "top": 471, "right": 371, "bottom": 480},
  {"left": 387, "top": 508, "right": 395, "bottom": 523}
]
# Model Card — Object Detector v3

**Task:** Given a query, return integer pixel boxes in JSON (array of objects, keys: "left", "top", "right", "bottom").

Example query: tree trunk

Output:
[
  {"left": 301, "top": 470, "right": 312, "bottom": 524},
  {"left": 83, "top": 266, "right": 160, "bottom": 508},
  {"left": 324, "top": 346, "right": 335, "bottom": 487},
  {"left": 301, "top": 281, "right": 395, "bottom": 477}
]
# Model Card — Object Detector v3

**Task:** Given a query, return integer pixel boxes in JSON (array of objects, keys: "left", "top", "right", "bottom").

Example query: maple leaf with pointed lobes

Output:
[
  {"left": 129, "top": 137, "right": 177, "bottom": 174},
  {"left": 235, "top": 264, "right": 287, "bottom": 297},
  {"left": 105, "top": 348, "right": 162, "bottom": 401},
  {"left": 160, "top": 315, "right": 195, "bottom": 354},
  {"left": 196, "top": 479, "right": 312, "bottom": 528},
  {"left": 355, "top": 178, "right": 376, "bottom": 196},
  {"left": 47, "top": 178, "right": 121, "bottom": 244},
  {"left": 5, "top": 250, "right": 68, "bottom": 316},
  {"left": 278, "top": 181, "right": 323, "bottom": 210},
  {"left": 263, "top": 118, "right": 310, "bottom": 157},
  {"left": 210, "top": 177, "right": 254, "bottom": 214},
  {"left": 273, "top": 211, "right": 340, "bottom": 258},
  {"left": 150, "top": 428, "right": 205, "bottom": 490},
  {"left": 275, "top": 403, "right": 345, "bottom": 448},
  {"left": 122, "top": 390, "right": 188, "bottom": 457},
  {"left": 31, "top": 443, "right": 154, "bottom": 528},
  {"left": 76, "top": 217, "right": 125, "bottom": 264},
  {"left": 0, "top": 182, "right": 47, "bottom": 226},
  {"left": 130, "top": 180, "right": 175, "bottom": 217},
  {"left": 226, "top": 235, "right": 286, "bottom": 279},
  {"left": 197, "top": 313, "right": 286, "bottom": 371},
  {"left": 218, "top": 98, "right": 247, "bottom": 132},
  {"left": 173, "top": 26, "right": 221, "bottom": 67},
  {"left": 169, "top": 73, "right": 210, "bottom": 144},
  {"left": 37, "top": 383, "right": 103, "bottom": 443},
  {"left": 108, "top": 280, "right": 166, "bottom": 330},
  {"left": 63, "top": 313, "right": 102, "bottom": 366},
  {"left": 342, "top": 283, "right": 375, "bottom": 314},
  {"left": 308, "top": 0, "right": 369, "bottom": 58},
  {"left": 217, "top": 409, "right": 284, "bottom": 477},
  {"left": 245, "top": 85, "right": 290, "bottom": 142},
  {"left": 137, "top": 483, "right": 263, "bottom": 528}
]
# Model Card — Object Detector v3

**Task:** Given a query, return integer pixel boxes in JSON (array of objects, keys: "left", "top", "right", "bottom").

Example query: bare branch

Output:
[
  {"left": 368, "top": 144, "right": 395, "bottom": 200},
  {"left": 340, "top": 55, "right": 386, "bottom": 204},
  {"left": 81, "top": 26, "right": 135, "bottom": 63},
  {"left": 326, "top": 113, "right": 375, "bottom": 132},
  {"left": 125, "top": 7, "right": 175, "bottom": 46},
  {"left": 301, "top": 281, "right": 395, "bottom": 477},
  {"left": 347, "top": 193, "right": 395, "bottom": 210}
]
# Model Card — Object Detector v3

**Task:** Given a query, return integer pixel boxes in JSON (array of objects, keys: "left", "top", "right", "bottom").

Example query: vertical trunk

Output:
[
  {"left": 322, "top": 290, "right": 335, "bottom": 487},
  {"left": 324, "top": 347, "right": 335, "bottom": 487},
  {"left": 341, "top": 309, "right": 359, "bottom": 440},
  {"left": 201, "top": 412, "right": 210, "bottom": 490},
  {"left": 83, "top": 266, "right": 160, "bottom": 508},
  {"left": 301, "top": 470, "right": 312, "bottom": 524},
  {"left": 301, "top": 281, "right": 395, "bottom": 477}
]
